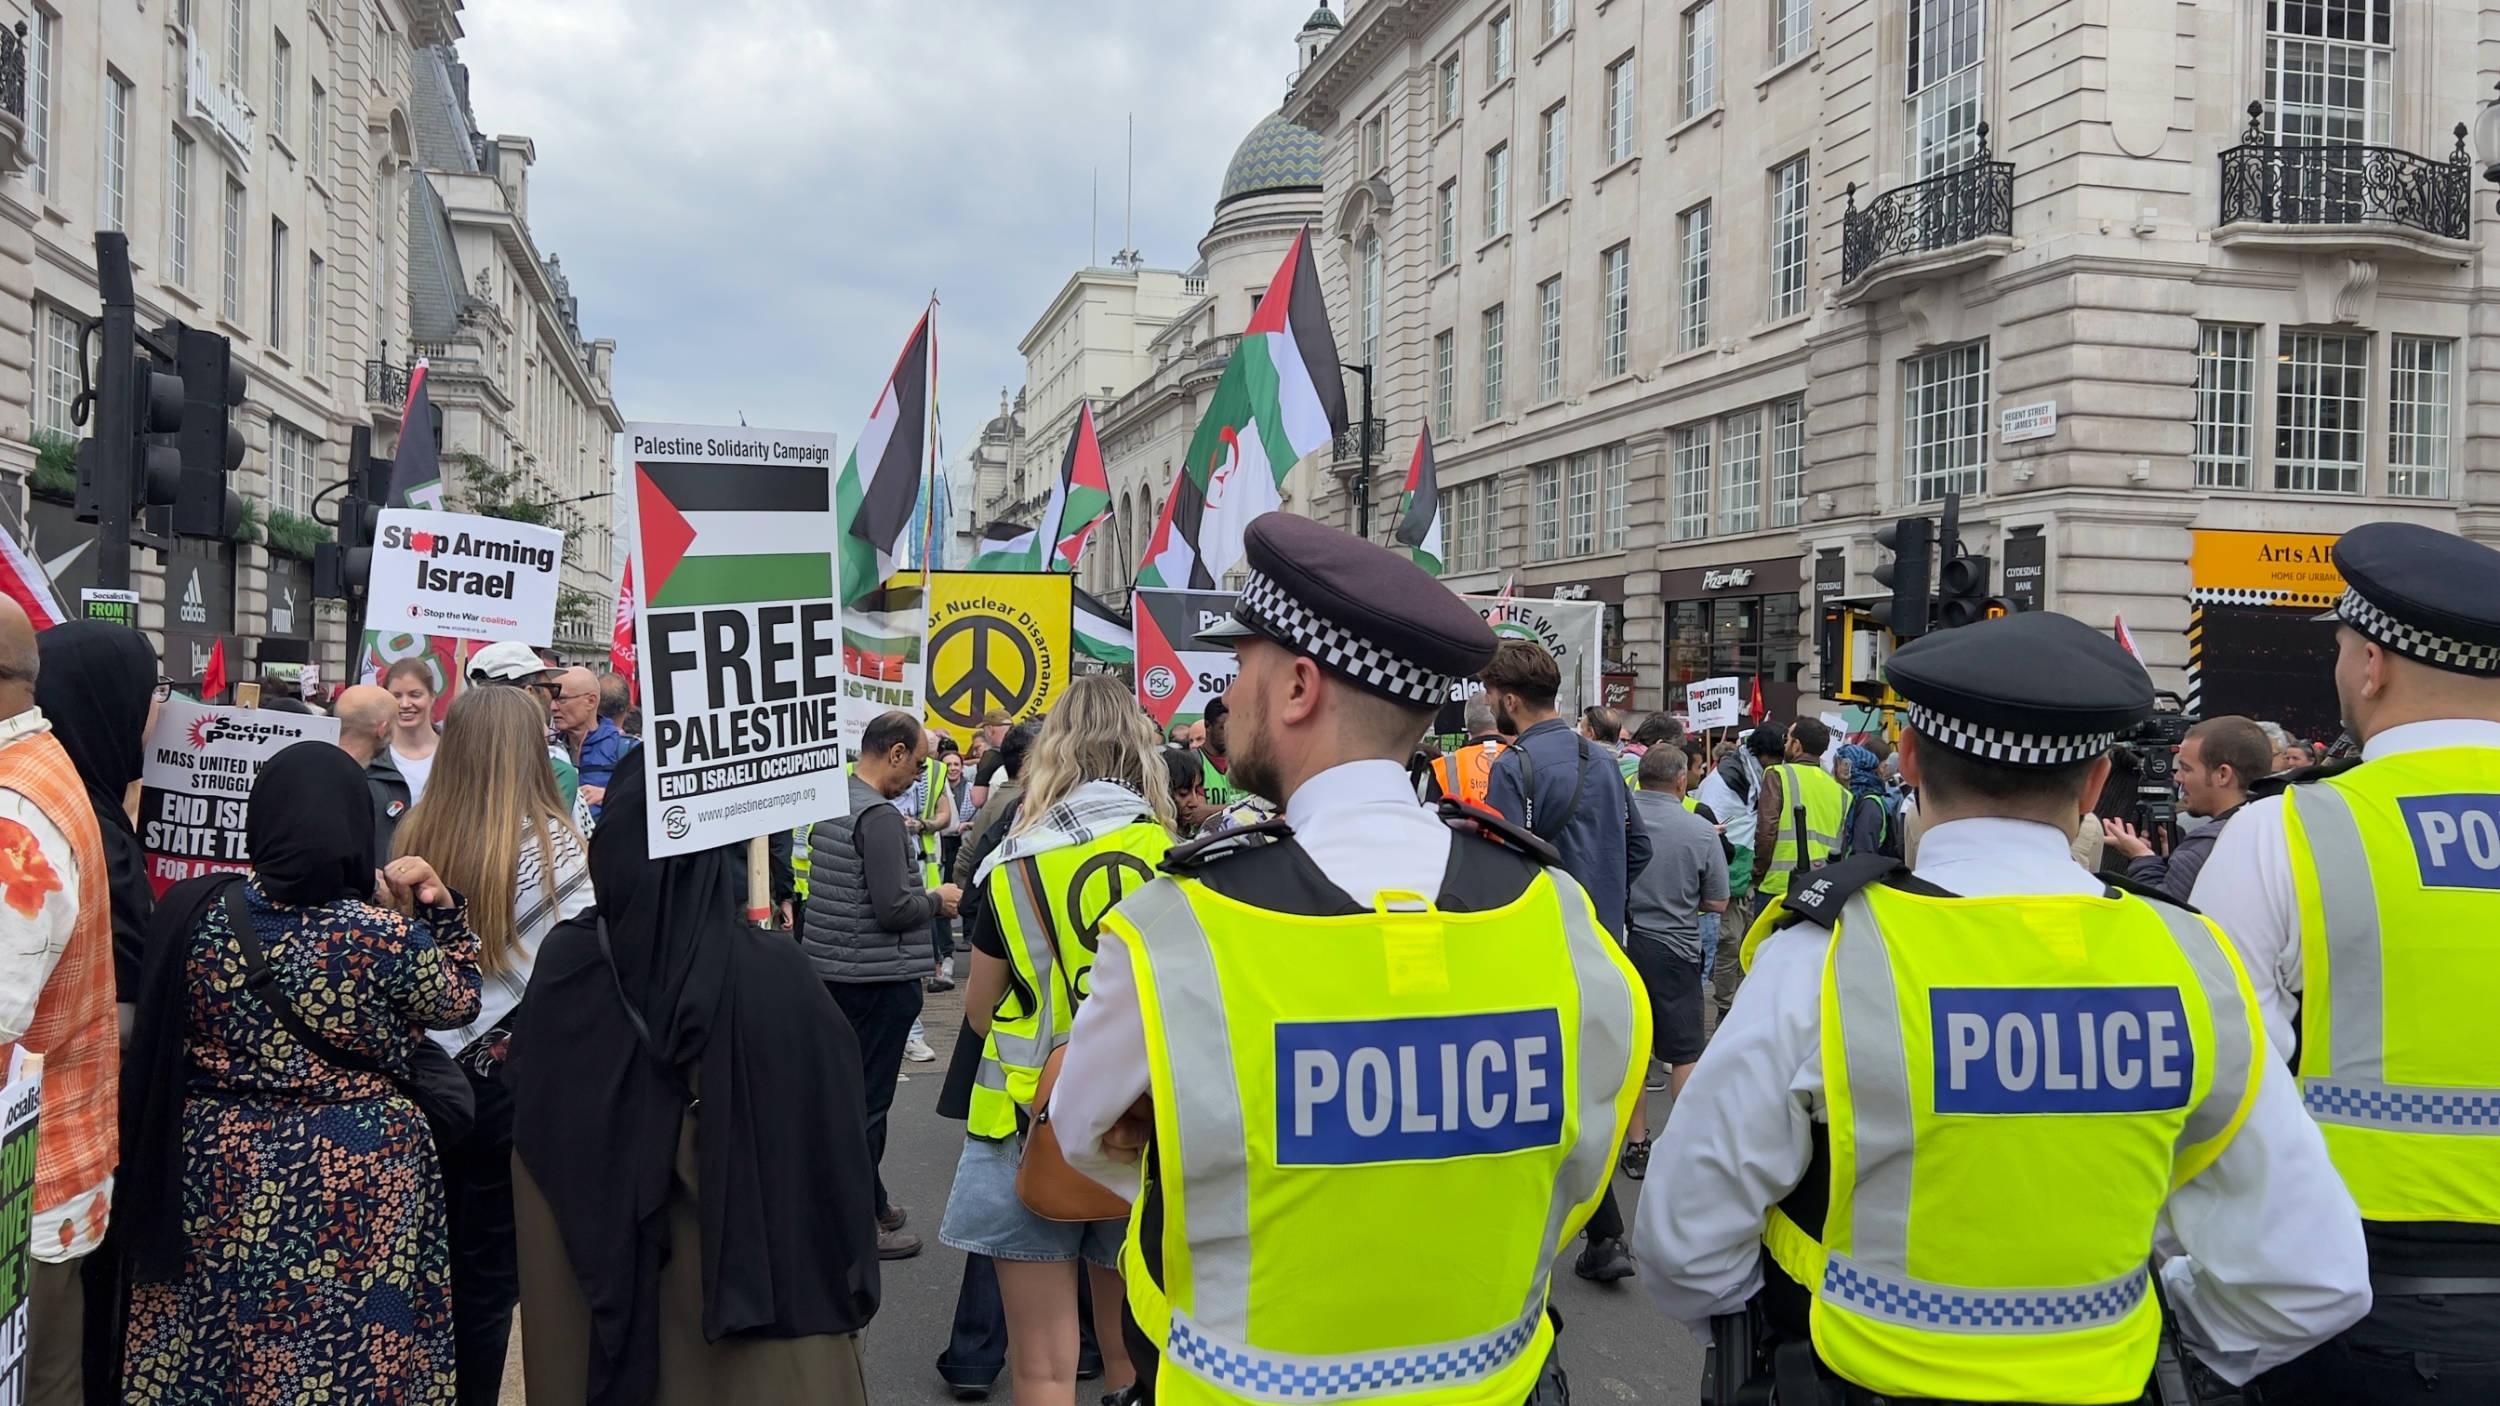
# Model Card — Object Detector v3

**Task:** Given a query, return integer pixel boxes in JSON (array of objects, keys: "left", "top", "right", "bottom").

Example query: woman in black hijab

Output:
[
  {"left": 509, "top": 746, "right": 879, "bottom": 1406},
  {"left": 34, "top": 620, "right": 158, "bottom": 1002}
]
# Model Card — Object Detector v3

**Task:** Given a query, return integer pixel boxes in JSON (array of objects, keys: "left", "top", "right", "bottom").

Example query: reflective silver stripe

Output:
[
  {"left": 1124, "top": 877, "right": 1255, "bottom": 1336},
  {"left": 1829, "top": 893, "right": 1915, "bottom": 1269},
  {"left": 1536, "top": 870, "right": 1640, "bottom": 1313},
  {"left": 975, "top": 1057, "right": 1009, "bottom": 1090},
  {"left": 1821, "top": 1251, "right": 2150, "bottom": 1336},
  {"left": 2290, "top": 784, "right": 2384, "bottom": 1083},
  {"left": 2151, "top": 902, "right": 2257, "bottom": 1156},
  {"left": 2304, "top": 1077, "right": 2500, "bottom": 1133},
  {"left": 995, "top": 862, "right": 1062, "bottom": 1073},
  {"left": 1166, "top": 1299, "right": 1545, "bottom": 1401}
]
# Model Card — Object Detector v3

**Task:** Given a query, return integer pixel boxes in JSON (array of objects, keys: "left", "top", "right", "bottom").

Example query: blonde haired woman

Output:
[
  {"left": 394, "top": 685, "right": 595, "bottom": 1406},
  {"left": 940, "top": 675, "right": 1175, "bottom": 1406}
]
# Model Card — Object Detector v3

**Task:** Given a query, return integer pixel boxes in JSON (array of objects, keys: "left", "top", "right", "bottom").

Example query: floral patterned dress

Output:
[{"left": 123, "top": 881, "right": 482, "bottom": 1406}]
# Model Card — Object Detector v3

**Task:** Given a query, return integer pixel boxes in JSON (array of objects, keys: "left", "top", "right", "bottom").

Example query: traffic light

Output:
[
  {"left": 317, "top": 427, "right": 387, "bottom": 599},
  {"left": 1936, "top": 548, "right": 1994, "bottom": 630},
  {"left": 1871, "top": 515, "right": 1933, "bottom": 640},
  {"left": 171, "top": 325, "right": 248, "bottom": 539},
  {"left": 75, "top": 331, "right": 185, "bottom": 525}
]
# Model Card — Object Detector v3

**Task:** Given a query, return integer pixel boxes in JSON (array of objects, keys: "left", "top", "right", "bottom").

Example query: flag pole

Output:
[{"left": 922, "top": 291, "right": 940, "bottom": 594}]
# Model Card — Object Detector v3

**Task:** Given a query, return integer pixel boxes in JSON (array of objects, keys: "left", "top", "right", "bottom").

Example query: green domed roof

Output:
[
  {"left": 1218, "top": 111, "right": 1326, "bottom": 210},
  {"left": 1302, "top": 3, "right": 1341, "bottom": 30}
]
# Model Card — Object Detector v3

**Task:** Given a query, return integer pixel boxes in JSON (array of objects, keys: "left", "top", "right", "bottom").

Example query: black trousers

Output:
[
  {"left": 829, "top": 978, "right": 924, "bottom": 1220},
  {"left": 1584, "top": 1183, "right": 1625, "bottom": 1242},
  {"left": 443, "top": 1059, "right": 520, "bottom": 1406},
  {"left": 934, "top": 1253, "right": 1103, "bottom": 1390},
  {"left": 2252, "top": 1290, "right": 2500, "bottom": 1402}
]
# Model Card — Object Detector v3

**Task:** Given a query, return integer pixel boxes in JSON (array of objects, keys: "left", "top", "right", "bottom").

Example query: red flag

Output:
[
  {"left": 610, "top": 560, "right": 639, "bottom": 700},
  {"left": 1747, "top": 675, "right": 1766, "bottom": 721},
  {"left": 202, "top": 639, "right": 228, "bottom": 701},
  {"left": 0, "top": 519, "right": 65, "bottom": 630}
]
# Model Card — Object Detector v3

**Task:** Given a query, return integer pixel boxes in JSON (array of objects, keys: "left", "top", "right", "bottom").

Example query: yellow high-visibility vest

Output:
[{"left": 1759, "top": 762, "right": 1848, "bottom": 896}]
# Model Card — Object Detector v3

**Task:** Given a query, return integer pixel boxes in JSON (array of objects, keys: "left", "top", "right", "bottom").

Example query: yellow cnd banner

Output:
[
  {"left": 923, "top": 572, "right": 1074, "bottom": 747},
  {"left": 2189, "top": 529, "right": 2347, "bottom": 608}
]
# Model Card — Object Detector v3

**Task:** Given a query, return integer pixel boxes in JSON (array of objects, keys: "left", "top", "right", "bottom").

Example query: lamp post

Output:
[
  {"left": 2475, "top": 80, "right": 2500, "bottom": 212},
  {"left": 1342, "top": 362, "right": 1375, "bottom": 540}
]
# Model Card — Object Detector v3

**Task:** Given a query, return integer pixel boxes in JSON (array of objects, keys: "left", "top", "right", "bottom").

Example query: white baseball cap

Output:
[{"left": 467, "top": 640, "right": 559, "bottom": 685}]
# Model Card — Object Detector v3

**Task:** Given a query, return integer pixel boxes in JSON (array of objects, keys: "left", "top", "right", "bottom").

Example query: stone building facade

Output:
[{"left": 1287, "top": 0, "right": 2500, "bottom": 736}]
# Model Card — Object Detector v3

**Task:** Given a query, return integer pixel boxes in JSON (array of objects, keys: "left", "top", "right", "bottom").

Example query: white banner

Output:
[
  {"left": 1464, "top": 595, "right": 1606, "bottom": 717},
  {"left": 1685, "top": 676, "right": 1742, "bottom": 730},
  {"left": 365, "top": 509, "right": 564, "bottom": 646},
  {"left": 139, "top": 698, "right": 340, "bottom": 895}
]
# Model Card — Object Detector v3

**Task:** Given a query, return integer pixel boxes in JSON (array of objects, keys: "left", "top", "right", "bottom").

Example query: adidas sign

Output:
[{"left": 179, "top": 570, "right": 207, "bottom": 625}]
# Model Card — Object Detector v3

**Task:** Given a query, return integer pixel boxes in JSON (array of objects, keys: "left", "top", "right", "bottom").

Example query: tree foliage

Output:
[{"left": 447, "top": 451, "right": 601, "bottom": 634}]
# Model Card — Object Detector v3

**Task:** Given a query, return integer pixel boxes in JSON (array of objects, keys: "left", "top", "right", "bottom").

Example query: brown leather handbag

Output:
[{"left": 1009, "top": 859, "right": 1139, "bottom": 1223}]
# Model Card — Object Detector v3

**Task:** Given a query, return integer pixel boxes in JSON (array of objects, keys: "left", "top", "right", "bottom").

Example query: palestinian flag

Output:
[
  {"left": 386, "top": 362, "right": 445, "bottom": 509},
  {"left": 636, "top": 459, "right": 836, "bottom": 608},
  {"left": 842, "top": 618, "right": 921, "bottom": 682},
  {"left": 1136, "top": 228, "right": 1346, "bottom": 588},
  {"left": 1394, "top": 426, "right": 1444, "bottom": 575},
  {"left": 837, "top": 311, "right": 933, "bottom": 607},
  {"left": 967, "top": 520, "right": 1037, "bottom": 571},
  {"left": 969, "top": 404, "right": 1112, "bottom": 573},
  {"left": 1073, "top": 587, "right": 1134, "bottom": 666}
]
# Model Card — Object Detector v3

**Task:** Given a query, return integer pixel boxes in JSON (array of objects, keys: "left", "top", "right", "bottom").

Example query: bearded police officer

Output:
[
  {"left": 2192, "top": 522, "right": 2500, "bottom": 1401},
  {"left": 1638, "top": 610, "right": 2369, "bottom": 1403},
  {"left": 1052, "top": 512, "right": 1650, "bottom": 1406}
]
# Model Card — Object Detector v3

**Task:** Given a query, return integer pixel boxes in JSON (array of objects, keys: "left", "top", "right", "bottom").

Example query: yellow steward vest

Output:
[
  {"left": 2285, "top": 747, "right": 2500, "bottom": 1225},
  {"left": 1759, "top": 884, "right": 2261, "bottom": 1403},
  {"left": 1107, "top": 864, "right": 1647, "bottom": 1406},
  {"left": 1759, "top": 762, "right": 1848, "bottom": 896}
]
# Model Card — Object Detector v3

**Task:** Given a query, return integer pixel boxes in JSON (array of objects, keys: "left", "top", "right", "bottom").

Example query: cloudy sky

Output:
[{"left": 456, "top": 0, "right": 1323, "bottom": 453}]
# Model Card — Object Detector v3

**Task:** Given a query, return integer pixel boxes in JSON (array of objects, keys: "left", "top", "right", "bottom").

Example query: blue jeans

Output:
[{"left": 1698, "top": 910, "right": 1722, "bottom": 978}]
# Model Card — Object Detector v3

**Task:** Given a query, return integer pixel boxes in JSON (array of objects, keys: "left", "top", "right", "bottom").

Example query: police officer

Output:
[
  {"left": 1050, "top": 513, "right": 1650, "bottom": 1405},
  {"left": 1637, "top": 610, "right": 2370, "bottom": 1403},
  {"left": 2192, "top": 522, "right": 2500, "bottom": 1401}
]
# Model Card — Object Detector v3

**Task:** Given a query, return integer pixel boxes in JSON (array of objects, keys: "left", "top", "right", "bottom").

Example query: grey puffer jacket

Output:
[{"left": 801, "top": 774, "right": 939, "bottom": 983}]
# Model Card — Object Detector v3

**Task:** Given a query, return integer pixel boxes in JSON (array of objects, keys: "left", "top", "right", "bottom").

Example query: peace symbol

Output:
[
  {"left": 929, "top": 614, "right": 1040, "bottom": 727},
  {"left": 1064, "top": 852, "right": 1156, "bottom": 954}
]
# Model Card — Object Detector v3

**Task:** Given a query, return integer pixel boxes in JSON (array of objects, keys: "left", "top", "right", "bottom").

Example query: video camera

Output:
[{"left": 2116, "top": 693, "right": 2196, "bottom": 840}]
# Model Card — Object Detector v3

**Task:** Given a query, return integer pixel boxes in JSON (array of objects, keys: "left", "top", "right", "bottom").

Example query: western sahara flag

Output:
[
  {"left": 1137, "top": 228, "right": 1346, "bottom": 588},
  {"left": 837, "top": 312, "right": 932, "bottom": 607},
  {"left": 1073, "top": 586, "right": 1133, "bottom": 666},
  {"left": 637, "top": 460, "right": 836, "bottom": 607},
  {"left": 1394, "top": 426, "right": 1443, "bottom": 575}
]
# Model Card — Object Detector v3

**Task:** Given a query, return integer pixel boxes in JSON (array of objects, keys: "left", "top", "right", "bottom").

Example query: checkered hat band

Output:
[
  {"left": 2335, "top": 589, "right": 2500, "bottom": 676},
  {"left": 1235, "top": 570, "right": 1457, "bottom": 706},
  {"left": 1903, "top": 702, "right": 2118, "bottom": 767}
]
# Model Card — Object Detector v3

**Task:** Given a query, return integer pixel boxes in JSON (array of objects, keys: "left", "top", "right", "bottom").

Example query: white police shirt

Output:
[
  {"left": 2192, "top": 718, "right": 2500, "bottom": 1063},
  {"left": 1635, "top": 817, "right": 2372, "bottom": 1386},
  {"left": 1053, "top": 759, "right": 1454, "bottom": 1194}
]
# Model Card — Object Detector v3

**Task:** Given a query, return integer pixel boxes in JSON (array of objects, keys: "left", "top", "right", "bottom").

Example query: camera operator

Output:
[{"left": 2100, "top": 715, "right": 2272, "bottom": 902}]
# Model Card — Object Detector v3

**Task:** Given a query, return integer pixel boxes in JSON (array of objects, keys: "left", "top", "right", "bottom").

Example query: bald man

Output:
[
  {"left": 560, "top": 665, "right": 635, "bottom": 818},
  {"left": 335, "top": 684, "right": 410, "bottom": 867}
]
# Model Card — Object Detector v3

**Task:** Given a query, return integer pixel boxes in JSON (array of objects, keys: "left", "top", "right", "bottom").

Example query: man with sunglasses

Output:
[{"left": 466, "top": 642, "right": 585, "bottom": 819}]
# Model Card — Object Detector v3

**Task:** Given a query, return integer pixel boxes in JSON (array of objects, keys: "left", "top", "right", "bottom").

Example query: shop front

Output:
[
  {"left": 1661, "top": 555, "right": 1806, "bottom": 726},
  {"left": 2187, "top": 529, "right": 2343, "bottom": 744}
]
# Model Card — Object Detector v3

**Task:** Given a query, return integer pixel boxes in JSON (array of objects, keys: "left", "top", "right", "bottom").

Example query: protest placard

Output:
[
  {"left": 139, "top": 698, "right": 340, "bottom": 895},
  {"left": 363, "top": 508, "right": 564, "bottom": 645},
  {"left": 0, "top": 1047, "right": 35, "bottom": 1405},
  {"left": 1131, "top": 588, "right": 1239, "bottom": 731},
  {"left": 923, "top": 572, "right": 1072, "bottom": 748},
  {"left": 627, "top": 423, "right": 849, "bottom": 859},
  {"left": 1685, "top": 676, "right": 1742, "bottom": 730},
  {"left": 1463, "top": 594, "right": 1606, "bottom": 715}
]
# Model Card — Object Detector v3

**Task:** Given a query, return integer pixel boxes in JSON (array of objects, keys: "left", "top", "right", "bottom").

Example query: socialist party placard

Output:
[
  {"left": 363, "top": 509, "right": 565, "bottom": 645},
  {"left": 140, "top": 698, "right": 340, "bottom": 895},
  {"left": 627, "top": 424, "right": 850, "bottom": 859}
]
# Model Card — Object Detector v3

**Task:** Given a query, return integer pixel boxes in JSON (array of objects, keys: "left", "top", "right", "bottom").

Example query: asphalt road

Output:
[{"left": 858, "top": 985, "right": 1706, "bottom": 1405}]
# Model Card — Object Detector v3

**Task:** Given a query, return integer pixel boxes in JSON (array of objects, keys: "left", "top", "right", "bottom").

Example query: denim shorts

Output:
[{"left": 937, "top": 1134, "right": 1128, "bottom": 1267}]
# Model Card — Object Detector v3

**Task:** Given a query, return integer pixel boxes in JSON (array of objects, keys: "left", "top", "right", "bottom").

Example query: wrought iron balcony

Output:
[
  {"left": 364, "top": 358, "right": 412, "bottom": 409},
  {"left": 1841, "top": 124, "right": 2015, "bottom": 286},
  {"left": 0, "top": 23, "right": 25, "bottom": 121},
  {"left": 1332, "top": 418, "right": 1387, "bottom": 463},
  {"left": 2217, "top": 103, "right": 2471, "bottom": 242}
]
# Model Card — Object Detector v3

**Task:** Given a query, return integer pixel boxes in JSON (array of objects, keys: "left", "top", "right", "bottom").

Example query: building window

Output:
[
  {"left": 1678, "top": 203, "right": 1711, "bottom": 352},
  {"left": 1680, "top": 1, "right": 1716, "bottom": 121},
  {"left": 1434, "top": 330, "right": 1456, "bottom": 438},
  {"left": 167, "top": 132, "right": 194, "bottom": 286},
  {"left": 268, "top": 219, "right": 288, "bottom": 348},
  {"left": 1537, "top": 276, "right": 1563, "bottom": 400},
  {"left": 1481, "top": 304, "right": 1506, "bottom": 422},
  {"left": 308, "top": 80, "right": 326, "bottom": 181},
  {"left": 1719, "top": 410, "right": 1764, "bottom": 535},
  {"left": 271, "top": 418, "right": 314, "bottom": 517},
  {"left": 1484, "top": 143, "right": 1510, "bottom": 238},
  {"left": 222, "top": 178, "right": 247, "bottom": 323},
  {"left": 1770, "top": 397, "right": 1806, "bottom": 526},
  {"left": 2273, "top": 331, "right": 2365, "bottom": 494},
  {"left": 2193, "top": 323, "right": 2258, "bottom": 490},
  {"left": 1532, "top": 463, "right": 1560, "bottom": 559},
  {"left": 26, "top": 10, "right": 51, "bottom": 195},
  {"left": 2264, "top": 0, "right": 2390, "bottom": 146},
  {"left": 1438, "top": 180, "right": 1458, "bottom": 266},
  {"left": 1603, "top": 52, "right": 1637, "bottom": 164},
  {"left": 1440, "top": 53, "right": 1462, "bottom": 124},
  {"left": 1363, "top": 111, "right": 1387, "bottom": 174},
  {"left": 1566, "top": 452, "right": 1597, "bottom": 555},
  {"left": 1544, "top": 0, "right": 1570, "bottom": 42},
  {"left": 1539, "top": 103, "right": 1568, "bottom": 204},
  {"left": 2387, "top": 336, "right": 2450, "bottom": 498},
  {"left": 226, "top": 0, "right": 248, "bottom": 86},
  {"left": 1451, "top": 479, "right": 1483, "bottom": 571},
  {"left": 1359, "top": 229, "right": 1382, "bottom": 366},
  {"left": 39, "top": 308, "right": 80, "bottom": 438},
  {"left": 1903, "top": 340, "right": 1990, "bottom": 501},
  {"left": 271, "top": 32, "right": 291, "bottom": 145},
  {"left": 1672, "top": 424, "right": 1712, "bottom": 540},
  {"left": 1600, "top": 243, "right": 1630, "bottom": 378},
  {"left": 1601, "top": 443, "right": 1628, "bottom": 550},
  {"left": 1908, "top": 0, "right": 1984, "bottom": 177},
  {"left": 1489, "top": 10, "right": 1513, "bottom": 84},
  {"left": 101, "top": 76, "right": 131, "bottom": 232},
  {"left": 306, "top": 252, "right": 324, "bottom": 372},
  {"left": 1769, "top": 156, "right": 1809, "bottom": 320},
  {"left": 1774, "top": 0, "right": 1813, "bottom": 65}
]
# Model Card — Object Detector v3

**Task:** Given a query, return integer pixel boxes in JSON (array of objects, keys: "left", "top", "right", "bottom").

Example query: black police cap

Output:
[
  {"left": 2320, "top": 522, "right": 2500, "bottom": 677},
  {"left": 1195, "top": 513, "right": 1498, "bottom": 706},
  {"left": 1885, "top": 612, "right": 2154, "bottom": 767}
]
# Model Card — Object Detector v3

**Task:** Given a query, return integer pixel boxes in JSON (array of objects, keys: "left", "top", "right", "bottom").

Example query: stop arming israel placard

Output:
[
  {"left": 627, "top": 423, "right": 850, "bottom": 859},
  {"left": 140, "top": 698, "right": 341, "bottom": 896},
  {"left": 363, "top": 509, "right": 565, "bottom": 645}
]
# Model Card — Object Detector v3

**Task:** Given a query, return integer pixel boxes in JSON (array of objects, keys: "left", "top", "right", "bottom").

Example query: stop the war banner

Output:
[
  {"left": 922, "top": 572, "right": 1072, "bottom": 748},
  {"left": 627, "top": 423, "right": 850, "bottom": 859},
  {"left": 363, "top": 508, "right": 564, "bottom": 645},
  {"left": 139, "top": 699, "right": 340, "bottom": 895},
  {"left": 1132, "top": 588, "right": 1240, "bottom": 731},
  {"left": 1463, "top": 595, "right": 1605, "bottom": 716}
]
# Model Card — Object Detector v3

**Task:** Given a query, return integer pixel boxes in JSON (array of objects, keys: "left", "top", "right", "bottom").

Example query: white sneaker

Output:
[{"left": 904, "top": 1034, "right": 938, "bottom": 1063}]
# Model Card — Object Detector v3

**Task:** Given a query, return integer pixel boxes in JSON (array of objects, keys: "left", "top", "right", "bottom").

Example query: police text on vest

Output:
[
  {"left": 1274, "top": 1010, "right": 1567, "bottom": 1165},
  {"left": 2399, "top": 795, "right": 2500, "bottom": 891},
  {"left": 1929, "top": 987, "right": 2194, "bottom": 1115}
]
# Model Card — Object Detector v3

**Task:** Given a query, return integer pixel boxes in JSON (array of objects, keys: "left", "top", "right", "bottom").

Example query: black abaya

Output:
[{"left": 34, "top": 621, "right": 159, "bottom": 1001}]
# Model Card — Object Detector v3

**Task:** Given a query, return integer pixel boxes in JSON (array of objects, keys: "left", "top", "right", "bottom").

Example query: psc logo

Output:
[
  {"left": 1142, "top": 665, "right": 1179, "bottom": 700},
  {"left": 663, "top": 805, "right": 692, "bottom": 840}
]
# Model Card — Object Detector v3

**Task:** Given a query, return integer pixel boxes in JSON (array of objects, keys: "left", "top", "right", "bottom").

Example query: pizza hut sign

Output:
[{"left": 1702, "top": 567, "right": 1756, "bottom": 590}]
